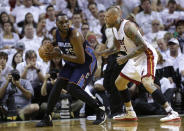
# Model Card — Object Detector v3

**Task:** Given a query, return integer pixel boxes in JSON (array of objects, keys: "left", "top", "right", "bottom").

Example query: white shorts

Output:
[{"left": 120, "top": 47, "right": 158, "bottom": 84}]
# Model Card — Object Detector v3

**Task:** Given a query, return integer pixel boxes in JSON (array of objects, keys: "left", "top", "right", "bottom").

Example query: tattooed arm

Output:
[
  {"left": 124, "top": 22, "right": 147, "bottom": 59},
  {"left": 117, "top": 22, "right": 148, "bottom": 65}
]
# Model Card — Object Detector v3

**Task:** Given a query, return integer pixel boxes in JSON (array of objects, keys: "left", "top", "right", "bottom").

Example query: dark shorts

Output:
[{"left": 59, "top": 60, "right": 96, "bottom": 88}]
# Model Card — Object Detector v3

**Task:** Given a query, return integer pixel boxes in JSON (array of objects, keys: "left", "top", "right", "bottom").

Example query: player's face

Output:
[
  {"left": 56, "top": 16, "right": 70, "bottom": 32},
  {"left": 105, "top": 10, "right": 117, "bottom": 28}
]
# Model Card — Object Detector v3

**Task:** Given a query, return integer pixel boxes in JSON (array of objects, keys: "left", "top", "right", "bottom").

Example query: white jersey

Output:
[{"left": 113, "top": 19, "right": 158, "bottom": 83}]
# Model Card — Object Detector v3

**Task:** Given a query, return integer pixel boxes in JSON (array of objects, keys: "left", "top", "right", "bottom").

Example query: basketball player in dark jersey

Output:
[{"left": 36, "top": 14, "right": 106, "bottom": 127}]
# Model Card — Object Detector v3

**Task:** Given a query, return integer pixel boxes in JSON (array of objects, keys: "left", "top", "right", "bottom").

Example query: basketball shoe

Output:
[
  {"left": 160, "top": 111, "right": 181, "bottom": 122},
  {"left": 36, "top": 114, "right": 53, "bottom": 127},
  {"left": 93, "top": 106, "right": 107, "bottom": 125},
  {"left": 113, "top": 110, "right": 138, "bottom": 121}
]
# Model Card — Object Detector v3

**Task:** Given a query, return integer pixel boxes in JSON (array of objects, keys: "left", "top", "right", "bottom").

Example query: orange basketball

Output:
[{"left": 38, "top": 43, "right": 54, "bottom": 62}]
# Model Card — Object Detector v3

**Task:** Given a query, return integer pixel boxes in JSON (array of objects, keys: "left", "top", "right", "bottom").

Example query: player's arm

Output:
[
  {"left": 97, "top": 36, "right": 120, "bottom": 57},
  {"left": 124, "top": 22, "right": 147, "bottom": 59},
  {"left": 61, "top": 30, "right": 85, "bottom": 64}
]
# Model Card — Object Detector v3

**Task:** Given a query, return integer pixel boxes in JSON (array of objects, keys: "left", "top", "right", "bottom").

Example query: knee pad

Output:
[{"left": 142, "top": 77, "right": 156, "bottom": 93}]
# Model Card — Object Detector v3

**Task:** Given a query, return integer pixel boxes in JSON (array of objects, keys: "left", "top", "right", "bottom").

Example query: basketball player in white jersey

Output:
[{"left": 98, "top": 6, "right": 181, "bottom": 122}]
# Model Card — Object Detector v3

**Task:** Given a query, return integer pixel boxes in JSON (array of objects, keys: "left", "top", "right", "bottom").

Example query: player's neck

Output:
[{"left": 114, "top": 19, "right": 122, "bottom": 30}]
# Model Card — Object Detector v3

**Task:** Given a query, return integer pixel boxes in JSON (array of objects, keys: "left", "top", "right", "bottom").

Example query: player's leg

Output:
[
  {"left": 67, "top": 83, "right": 106, "bottom": 124},
  {"left": 36, "top": 78, "right": 68, "bottom": 127},
  {"left": 68, "top": 63, "right": 106, "bottom": 125},
  {"left": 113, "top": 74, "right": 138, "bottom": 121},
  {"left": 142, "top": 76, "right": 181, "bottom": 122}
]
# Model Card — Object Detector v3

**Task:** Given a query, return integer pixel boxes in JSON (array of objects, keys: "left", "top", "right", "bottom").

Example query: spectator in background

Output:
[
  {"left": 81, "top": 23, "right": 90, "bottom": 39},
  {"left": 98, "top": 10, "right": 106, "bottom": 43},
  {"left": 164, "top": 32, "right": 173, "bottom": 43},
  {"left": 12, "top": 52, "right": 23, "bottom": 69},
  {"left": 87, "top": 2, "right": 102, "bottom": 41},
  {"left": 86, "top": 32, "right": 105, "bottom": 80},
  {"left": 16, "top": 50, "right": 45, "bottom": 103},
  {"left": 117, "top": 0, "right": 141, "bottom": 18},
  {"left": 16, "top": 50, "right": 44, "bottom": 85},
  {"left": 32, "top": 0, "right": 56, "bottom": 6},
  {"left": 135, "top": 0, "right": 163, "bottom": 34},
  {"left": 19, "top": 24, "right": 42, "bottom": 62},
  {"left": 166, "top": 38, "right": 184, "bottom": 74},
  {"left": 174, "top": 20, "right": 184, "bottom": 53},
  {"left": 11, "top": 0, "right": 42, "bottom": 24},
  {"left": 144, "top": 19, "right": 167, "bottom": 45},
  {"left": 157, "top": 38, "right": 169, "bottom": 59},
  {"left": 71, "top": 12, "right": 82, "bottom": 32},
  {"left": 0, "top": 52, "right": 13, "bottom": 81},
  {"left": 62, "top": 0, "right": 82, "bottom": 18},
  {"left": 45, "top": 5, "right": 56, "bottom": 32},
  {"left": 4, "top": 41, "right": 25, "bottom": 67},
  {"left": 36, "top": 18, "right": 48, "bottom": 40},
  {"left": 0, "top": 12, "right": 10, "bottom": 33},
  {"left": 17, "top": 12, "right": 37, "bottom": 38},
  {"left": 0, "top": 69, "right": 39, "bottom": 120},
  {"left": 161, "top": 0, "right": 181, "bottom": 33},
  {"left": 0, "top": 21, "right": 20, "bottom": 50}
]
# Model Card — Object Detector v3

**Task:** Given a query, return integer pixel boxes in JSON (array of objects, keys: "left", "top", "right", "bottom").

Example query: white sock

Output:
[
  {"left": 165, "top": 106, "right": 173, "bottom": 113},
  {"left": 126, "top": 106, "right": 134, "bottom": 112}
]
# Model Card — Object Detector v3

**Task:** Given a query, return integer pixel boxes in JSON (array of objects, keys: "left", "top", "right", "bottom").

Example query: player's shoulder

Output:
[
  {"left": 124, "top": 20, "right": 137, "bottom": 29},
  {"left": 124, "top": 20, "right": 138, "bottom": 33}
]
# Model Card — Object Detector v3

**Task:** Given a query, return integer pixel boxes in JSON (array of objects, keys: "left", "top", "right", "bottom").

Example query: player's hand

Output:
[
  {"left": 52, "top": 47, "right": 62, "bottom": 58},
  {"left": 116, "top": 55, "right": 128, "bottom": 65}
]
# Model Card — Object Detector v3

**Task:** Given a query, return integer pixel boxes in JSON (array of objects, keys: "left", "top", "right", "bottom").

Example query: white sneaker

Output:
[
  {"left": 160, "top": 111, "right": 181, "bottom": 122},
  {"left": 113, "top": 111, "right": 138, "bottom": 121}
]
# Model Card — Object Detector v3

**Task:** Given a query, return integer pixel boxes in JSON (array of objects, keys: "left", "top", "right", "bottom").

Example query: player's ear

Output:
[{"left": 114, "top": 15, "right": 121, "bottom": 23}]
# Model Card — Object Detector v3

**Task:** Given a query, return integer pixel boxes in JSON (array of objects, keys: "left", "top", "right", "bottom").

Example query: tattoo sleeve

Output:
[{"left": 124, "top": 22, "right": 147, "bottom": 59}]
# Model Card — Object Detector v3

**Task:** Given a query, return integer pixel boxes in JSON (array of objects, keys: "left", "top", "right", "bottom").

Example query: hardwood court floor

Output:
[{"left": 0, "top": 115, "right": 183, "bottom": 131}]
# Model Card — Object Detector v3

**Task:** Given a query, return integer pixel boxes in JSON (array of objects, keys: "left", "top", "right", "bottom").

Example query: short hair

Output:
[
  {"left": 82, "top": 22, "right": 89, "bottom": 26},
  {"left": 141, "top": 0, "right": 151, "bottom": 4},
  {"left": 24, "top": 24, "right": 34, "bottom": 31},
  {"left": 41, "top": 37, "right": 51, "bottom": 45},
  {"left": 176, "top": 20, "right": 184, "bottom": 27},
  {"left": 168, "top": 0, "right": 176, "bottom": 5},
  {"left": 0, "top": 52, "right": 8, "bottom": 61},
  {"left": 98, "top": 10, "right": 105, "bottom": 14},
  {"left": 25, "top": 50, "right": 37, "bottom": 60},
  {"left": 56, "top": 13, "right": 67, "bottom": 21},
  {"left": 46, "top": 4, "right": 54, "bottom": 11},
  {"left": 88, "top": 2, "right": 97, "bottom": 9},
  {"left": 2, "top": 21, "right": 13, "bottom": 30},
  {"left": 72, "top": 11, "right": 81, "bottom": 18}
]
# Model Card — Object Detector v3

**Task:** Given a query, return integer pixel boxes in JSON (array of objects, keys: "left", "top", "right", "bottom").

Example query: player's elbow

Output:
[
  {"left": 77, "top": 57, "right": 85, "bottom": 64},
  {"left": 79, "top": 59, "right": 85, "bottom": 64}
]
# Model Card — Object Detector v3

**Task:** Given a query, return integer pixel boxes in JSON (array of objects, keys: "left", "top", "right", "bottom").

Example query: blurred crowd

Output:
[{"left": 0, "top": 0, "right": 184, "bottom": 121}]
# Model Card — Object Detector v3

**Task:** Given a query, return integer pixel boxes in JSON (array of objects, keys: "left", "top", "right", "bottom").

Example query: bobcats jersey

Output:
[{"left": 55, "top": 28, "right": 96, "bottom": 69}]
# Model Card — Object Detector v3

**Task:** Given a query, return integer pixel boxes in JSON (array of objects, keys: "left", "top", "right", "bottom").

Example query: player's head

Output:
[
  {"left": 105, "top": 6, "right": 122, "bottom": 28},
  {"left": 56, "top": 13, "right": 70, "bottom": 32}
]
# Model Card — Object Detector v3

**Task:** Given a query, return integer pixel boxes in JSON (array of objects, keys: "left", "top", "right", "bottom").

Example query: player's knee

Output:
[
  {"left": 115, "top": 76, "right": 127, "bottom": 91},
  {"left": 142, "top": 76, "right": 156, "bottom": 93}
]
